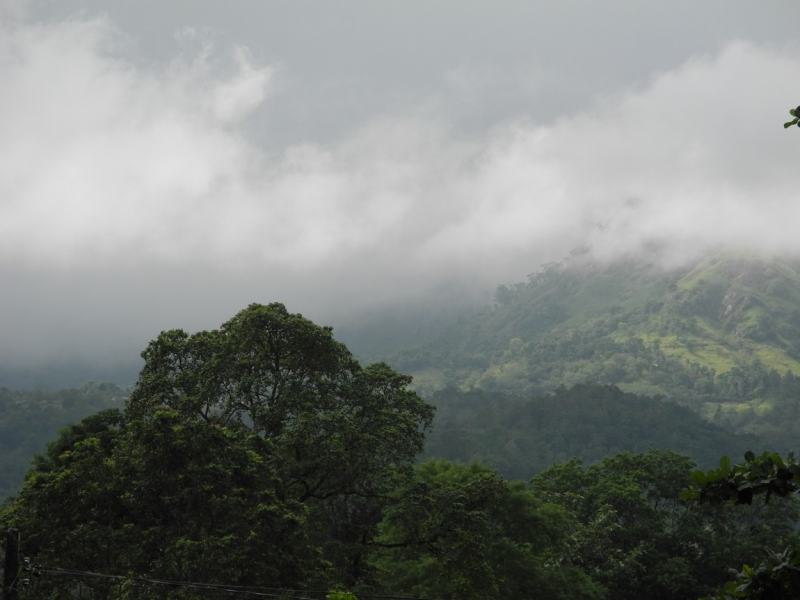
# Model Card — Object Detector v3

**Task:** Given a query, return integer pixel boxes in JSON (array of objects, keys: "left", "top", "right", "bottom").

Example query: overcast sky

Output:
[{"left": 2, "top": 0, "right": 800, "bottom": 377}]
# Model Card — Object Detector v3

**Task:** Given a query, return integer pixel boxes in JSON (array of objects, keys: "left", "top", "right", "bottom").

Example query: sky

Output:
[{"left": 2, "top": 0, "right": 800, "bottom": 381}]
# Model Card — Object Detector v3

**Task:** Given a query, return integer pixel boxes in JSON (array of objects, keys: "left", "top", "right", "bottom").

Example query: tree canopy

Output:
[
  {"left": 2, "top": 303, "right": 436, "bottom": 596},
  {"left": 3, "top": 303, "right": 797, "bottom": 599}
]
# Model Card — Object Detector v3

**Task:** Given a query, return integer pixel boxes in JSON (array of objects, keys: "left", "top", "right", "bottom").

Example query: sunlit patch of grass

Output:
[
  {"left": 619, "top": 314, "right": 798, "bottom": 377},
  {"left": 698, "top": 402, "right": 729, "bottom": 421},
  {"left": 728, "top": 398, "right": 771, "bottom": 425},
  {"left": 688, "top": 346, "right": 737, "bottom": 372},
  {"left": 616, "top": 382, "right": 669, "bottom": 397},
  {"left": 753, "top": 399, "right": 774, "bottom": 415},
  {"left": 753, "top": 345, "right": 800, "bottom": 374},
  {"left": 475, "top": 360, "right": 529, "bottom": 391},
  {"left": 649, "top": 334, "right": 737, "bottom": 372},
  {"left": 676, "top": 268, "right": 727, "bottom": 292},
  {"left": 633, "top": 331, "right": 659, "bottom": 344},
  {"left": 694, "top": 317, "right": 722, "bottom": 338}
]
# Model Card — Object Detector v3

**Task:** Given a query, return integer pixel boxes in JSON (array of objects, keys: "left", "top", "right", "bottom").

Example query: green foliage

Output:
[
  {"left": 387, "top": 251, "right": 800, "bottom": 399},
  {"left": 424, "top": 384, "right": 761, "bottom": 478},
  {"left": 379, "top": 250, "right": 800, "bottom": 454},
  {"left": 1, "top": 303, "right": 435, "bottom": 597},
  {"left": 709, "top": 546, "right": 800, "bottom": 599},
  {"left": 783, "top": 106, "right": 799, "bottom": 128},
  {"left": 5, "top": 408, "right": 316, "bottom": 597},
  {"left": 533, "top": 449, "right": 799, "bottom": 600},
  {"left": 682, "top": 450, "right": 800, "bottom": 599},
  {"left": 374, "top": 460, "right": 602, "bottom": 600},
  {"left": 682, "top": 451, "right": 800, "bottom": 506},
  {"left": 6, "top": 301, "right": 800, "bottom": 600},
  {"left": 0, "top": 381, "right": 124, "bottom": 499}
]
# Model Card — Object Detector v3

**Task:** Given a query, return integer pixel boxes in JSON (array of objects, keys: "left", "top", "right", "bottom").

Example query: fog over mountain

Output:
[{"left": 2, "top": 0, "right": 800, "bottom": 378}]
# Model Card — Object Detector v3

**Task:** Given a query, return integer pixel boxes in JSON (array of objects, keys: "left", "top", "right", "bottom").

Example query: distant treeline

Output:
[
  {"left": 0, "top": 381, "right": 762, "bottom": 501},
  {"left": 424, "top": 384, "right": 762, "bottom": 479},
  {"left": 0, "top": 382, "right": 126, "bottom": 498}
]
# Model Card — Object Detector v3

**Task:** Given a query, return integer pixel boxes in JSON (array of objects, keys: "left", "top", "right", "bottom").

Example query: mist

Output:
[{"left": 3, "top": 2, "right": 800, "bottom": 380}]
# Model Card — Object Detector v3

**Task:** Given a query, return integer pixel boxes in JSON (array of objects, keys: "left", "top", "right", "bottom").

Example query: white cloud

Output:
[
  {"left": 2, "top": 9, "right": 800, "bottom": 365},
  {"left": 0, "top": 14, "right": 272, "bottom": 267}
]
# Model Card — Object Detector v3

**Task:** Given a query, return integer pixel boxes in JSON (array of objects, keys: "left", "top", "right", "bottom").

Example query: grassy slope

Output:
[
  {"left": 400, "top": 262, "right": 672, "bottom": 392},
  {"left": 387, "top": 250, "right": 800, "bottom": 409},
  {"left": 661, "top": 251, "right": 800, "bottom": 372},
  {"left": 381, "top": 249, "right": 800, "bottom": 453}
]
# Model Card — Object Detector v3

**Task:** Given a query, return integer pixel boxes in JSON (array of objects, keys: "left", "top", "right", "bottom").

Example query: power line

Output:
[
  {"left": 38, "top": 567, "right": 314, "bottom": 599},
  {"left": 34, "top": 565, "right": 444, "bottom": 600}
]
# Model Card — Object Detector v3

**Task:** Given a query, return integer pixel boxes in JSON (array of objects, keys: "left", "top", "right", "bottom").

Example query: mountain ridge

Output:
[{"left": 374, "top": 248, "right": 800, "bottom": 451}]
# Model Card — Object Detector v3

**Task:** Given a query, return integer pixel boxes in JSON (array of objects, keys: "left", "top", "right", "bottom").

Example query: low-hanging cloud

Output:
[{"left": 2, "top": 9, "right": 800, "bottom": 366}]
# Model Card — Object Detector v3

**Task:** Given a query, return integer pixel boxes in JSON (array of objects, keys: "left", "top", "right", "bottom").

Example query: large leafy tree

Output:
[
  {"left": 128, "top": 303, "right": 433, "bottom": 504},
  {"left": 5, "top": 408, "right": 314, "bottom": 598},
  {"left": 2, "top": 303, "right": 435, "bottom": 596}
]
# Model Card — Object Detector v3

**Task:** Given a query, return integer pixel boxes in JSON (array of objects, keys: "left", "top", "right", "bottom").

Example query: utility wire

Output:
[
  {"left": 37, "top": 568, "right": 316, "bottom": 600},
  {"left": 35, "top": 565, "right": 443, "bottom": 600}
]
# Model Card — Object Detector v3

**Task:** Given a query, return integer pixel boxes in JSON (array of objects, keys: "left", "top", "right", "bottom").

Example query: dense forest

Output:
[
  {"left": 6, "top": 1, "right": 800, "bottom": 597},
  {"left": 423, "top": 384, "right": 760, "bottom": 478},
  {"left": 5, "top": 250, "right": 800, "bottom": 598},
  {"left": 0, "top": 382, "right": 761, "bottom": 504},
  {"left": 1, "top": 301, "right": 799, "bottom": 599}
]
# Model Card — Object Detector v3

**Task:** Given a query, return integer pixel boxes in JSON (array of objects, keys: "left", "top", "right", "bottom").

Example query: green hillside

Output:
[{"left": 385, "top": 249, "right": 800, "bottom": 450}]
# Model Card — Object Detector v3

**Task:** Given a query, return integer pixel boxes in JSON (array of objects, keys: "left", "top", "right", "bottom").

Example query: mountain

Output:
[{"left": 379, "top": 248, "right": 800, "bottom": 452}]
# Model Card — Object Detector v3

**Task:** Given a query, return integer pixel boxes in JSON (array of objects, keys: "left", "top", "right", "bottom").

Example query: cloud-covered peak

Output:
[{"left": 2, "top": 7, "right": 800, "bottom": 367}]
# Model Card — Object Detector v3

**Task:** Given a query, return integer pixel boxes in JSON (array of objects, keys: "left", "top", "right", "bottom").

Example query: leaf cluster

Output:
[
  {"left": 710, "top": 546, "right": 800, "bottom": 600},
  {"left": 680, "top": 450, "right": 800, "bottom": 599},
  {"left": 784, "top": 106, "right": 800, "bottom": 129},
  {"left": 682, "top": 451, "right": 800, "bottom": 507}
]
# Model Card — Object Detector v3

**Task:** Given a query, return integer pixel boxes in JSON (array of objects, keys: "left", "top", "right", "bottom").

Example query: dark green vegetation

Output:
[
  {"left": 1, "top": 302, "right": 797, "bottom": 599},
  {"left": 0, "top": 380, "right": 761, "bottom": 503},
  {"left": 531, "top": 450, "right": 798, "bottom": 600},
  {"left": 0, "top": 382, "right": 126, "bottom": 498},
  {"left": 424, "top": 384, "right": 760, "bottom": 478},
  {"left": 784, "top": 105, "right": 800, "bottom": 129},
  {"left": 2, "top": 304, "right": 437, "bottom": 598},
  {"left": 386, "top": 249, "right": 800, "bottom": 453},
  {"left": 681, "top": 451, "right": 800, "bottom": 598}
]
